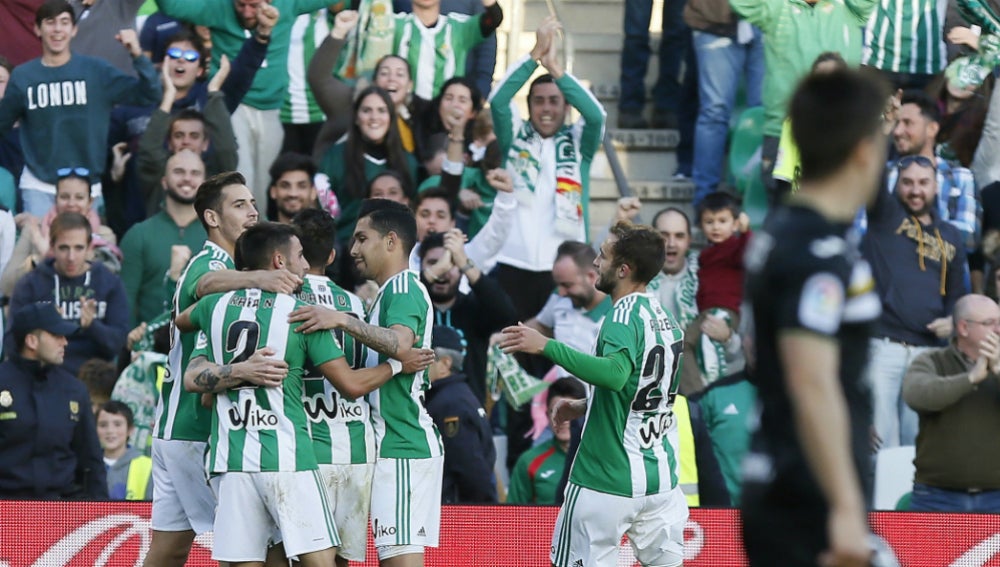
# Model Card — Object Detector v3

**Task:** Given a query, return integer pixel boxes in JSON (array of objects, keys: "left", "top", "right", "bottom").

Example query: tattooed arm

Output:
[
  {"left": 183, "top": 348, "right": 289, "bottom": 393},
  {"left": 288, "top": 305, "right": 415, "bottom": 358}
]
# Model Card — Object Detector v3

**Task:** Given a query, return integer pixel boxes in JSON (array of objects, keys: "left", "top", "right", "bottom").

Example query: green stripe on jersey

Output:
[
  {"left": 366, "top": 270, "right": 443, "bottom": 458},
  {"left": 190, "top": 289, "right": 345, "bottom": 473},
  {"left": 156, "top": 242, "right": 233, "bottom": 442},
  {"left": 569, "top": 293, "right": 684, "bottom": 497},
  {"left": 393, "top": 12, "right": 485, "bottom": 100},
  {"left": 282, "top": 10, "right": 329, "bottom": 124},
  {"left": 296, "top": 274, "right": 375, "bottom": 465}
]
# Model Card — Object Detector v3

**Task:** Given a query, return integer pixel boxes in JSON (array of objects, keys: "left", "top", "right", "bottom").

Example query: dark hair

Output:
[
  {"left": 164, "top": 28, "right": 207, "bottom": 71},
  {"left": 930, "top": 72, "right": 993, "bottom": 167},
  {"left": 901, "top": 89, "right": 941, "bottom": 124},
  {"left": 696, "top": 191, "right": 741, "bottom": 222},
  {"left": 79, "top": 359, "right": 118, "bottom": 400},
  {"left": 374, "top": 54, "right": 412, "bottom": 81},
  {"left": 608, "top": 221, "right": 666, "bottom": 285},
  {"left": 96, "top": 400, "right": 135, "bottom": 429},
  {"left": 292, "top": 208, "right": 337, "bottom": 269},
  {"left": 55, "top": 171, "right": 92, "bottom": 195},
  {"left": 195, "top": 171, "right": 246, "bottom": 231},
  {"left": 234, "top": 222, "right": 300, "bottom": 271},
  {"left": 419, "top": 133, "right": 450, "bottom": 164},
  {"left": 344, "top": 86, "right": 413, "bottom": 200},
  {"left": 548, "top": 377, "right": 587, "bottom": 409},
  {"left": 417, "top": 231, "right": 446, "bottom": 262},
  {"left": 0, "top": 55, "right": 12, "bottom": 75},
  {"left": 269, "top": 152, "right": 317, "bottom": 189},
  {"left": 35, "top": 0, "right": 75, "bottom": 26},
  {"left": 358, "top": 198, "right": 418, "bottom": 254},
  {"left": 527, "top": 74, "right": 560, "bottom": 109},
  {"left": 427, "top": 77, "right": 483, "bottom": 146},
  {"left": 790, "top": 69, "right": 890, "bottom": 183},
  {"left": 50, "top": 211, "right": 92, "bottom": 246},
  {"left": 414, "top": 187, "right": 456, "bottom": 220},
  {"left": 811, "top": 51, "right": 847, "bottom": 73},
  {"left": 169, "top": 108, "right": 207, "bottom": 138},
  {"left": 555, "top": 240, "right": 596, "bottom": 272},
  {"left": 365, "top": 170, "right": 412, "bottom": 201},
  {"left": 651, "top": 207, "right": 691, "bottom": 235}
]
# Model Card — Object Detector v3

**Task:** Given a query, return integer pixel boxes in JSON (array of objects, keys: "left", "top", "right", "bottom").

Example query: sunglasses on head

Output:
[
  {"left": 897, "top": 155, "right": 936, "bottom": 171},
  {"left": 56, "top": 167, "right": 90, "bottom": 179},
  {"left": 166, "top": 47, "right": 200, "bottom": 62}
]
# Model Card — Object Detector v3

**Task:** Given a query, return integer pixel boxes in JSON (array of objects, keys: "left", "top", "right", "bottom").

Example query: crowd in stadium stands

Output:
[{"left": 0, "top": 0, "right": 999, "bottom": 519}]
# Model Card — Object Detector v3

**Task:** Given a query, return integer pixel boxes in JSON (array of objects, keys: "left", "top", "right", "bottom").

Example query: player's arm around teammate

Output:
[{"left": 289, "top": 304, "right": 421, "bottom": 364}]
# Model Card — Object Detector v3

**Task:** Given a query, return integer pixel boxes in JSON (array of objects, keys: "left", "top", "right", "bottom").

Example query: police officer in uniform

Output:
[
  {"left": 425, "top": 326, "right": 498, "bottom": 503},
  {"left": 0, "top": 302, "right": 107, "bottom": 499}
]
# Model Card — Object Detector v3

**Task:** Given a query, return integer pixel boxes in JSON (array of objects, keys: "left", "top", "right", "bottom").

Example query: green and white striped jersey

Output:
[
  {"left": 156, "top": 241, "right": 233, "bottom": 441},
  {"left": 863, "top": 0, "right": 947, "bottom": 75},
  {"left": 393, "top": 11, "right": 485, "bottom": 100},
  {"left": 296, "top": 274, "right": 375, "bottom": 465},
  {"left": 569, "top": 293, "right": 685, "bottom": 498},
  {"left": 366, "top": 270, "right": 443, "bottom": 459},
  {"left": 190, "top": 289, "right": 345, "bottom": 473},
  {"left": 282, "top": 10, "right": 330, "bottom": 125}
]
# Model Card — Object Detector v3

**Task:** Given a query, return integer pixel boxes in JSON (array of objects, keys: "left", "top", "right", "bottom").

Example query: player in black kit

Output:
[{"left": 741, "top": 69, "right": 889, "bottom": 567}]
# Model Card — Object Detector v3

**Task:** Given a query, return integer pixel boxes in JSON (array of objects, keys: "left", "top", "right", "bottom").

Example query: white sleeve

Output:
[
  {"left": 535, "top": 293, "right": 561, "bottom": 329},
  {"left": 466, "top": 190, "right": 517, "bottom": 272}
]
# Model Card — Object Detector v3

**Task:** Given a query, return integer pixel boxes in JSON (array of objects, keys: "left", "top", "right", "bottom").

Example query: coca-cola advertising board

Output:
[{"left": 3, "top": 503, "right": 1000, "bottom": 566}]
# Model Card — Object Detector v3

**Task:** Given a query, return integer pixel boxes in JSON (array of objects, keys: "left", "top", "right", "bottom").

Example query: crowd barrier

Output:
[{"left": 3, "top": 502, "right": 1000, "bottom": 566}]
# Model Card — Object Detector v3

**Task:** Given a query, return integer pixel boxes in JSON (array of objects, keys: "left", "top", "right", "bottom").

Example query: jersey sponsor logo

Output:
[
  {"left": 303, "top": 391, "right": 364, "bottom": 422},
  {"left": 373, "top": 518, "right": 397, "bottom": 537},
  {"left": 798, "top": 272, "right": 844, "bottom": 335},
  {"left": 637, "top": 411, "right": 675, "bottom": 449},
  {"left": 227, "top": 398, "right": 279, "bottom": 430},
  {"left": 27, "top": 81, "right": 87, "bottom": 109}
]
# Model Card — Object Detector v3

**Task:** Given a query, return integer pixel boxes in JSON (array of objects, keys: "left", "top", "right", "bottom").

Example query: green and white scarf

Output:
[
  {"left": 649, "top": 252, "right": 700, "bottom": 329},
  {"left": 508, "top": 123, "right": 584, "bottom": 238},
  {"left": 335, "top": 0, "right": 395, "bottom": 82}
]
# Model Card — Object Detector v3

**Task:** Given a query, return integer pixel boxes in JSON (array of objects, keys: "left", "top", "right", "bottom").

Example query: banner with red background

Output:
[{"left": 3, "top": 503, "right": 1000, "bottom": 566}]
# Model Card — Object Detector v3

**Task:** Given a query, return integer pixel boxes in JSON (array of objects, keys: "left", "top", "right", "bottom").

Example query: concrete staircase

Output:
[{"left": 492, "top": 0, "right": 697, "bottom": 240}]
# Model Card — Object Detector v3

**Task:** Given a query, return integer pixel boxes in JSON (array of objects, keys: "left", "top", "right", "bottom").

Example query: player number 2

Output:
[
  {"left": 631, "top": 342, "right": 682, "bottom": 412},
  {"left": 226, "top": 320, "right": 261, "bottom": 364}
]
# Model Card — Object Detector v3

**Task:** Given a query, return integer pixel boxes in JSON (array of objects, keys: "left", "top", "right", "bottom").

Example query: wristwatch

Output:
[{"left": 459, "top": 259, "right": 476, "bottom": 273}]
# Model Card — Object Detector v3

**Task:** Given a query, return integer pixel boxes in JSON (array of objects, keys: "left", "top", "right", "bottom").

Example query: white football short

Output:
[
  {"left": 319, "top": 462, "right": 375, "bottom": 562},
  {"left": 150, "top": 439, "right": 216, "bottom": 534},
  {"left": 369, "top": 456, "right": 443, "bottom": 554},
  {"left": 213, "top": 470, "right": 340, "bottom": 562},
  {"left": 551, "top": 483, "right": 688, "bottom": 567}
]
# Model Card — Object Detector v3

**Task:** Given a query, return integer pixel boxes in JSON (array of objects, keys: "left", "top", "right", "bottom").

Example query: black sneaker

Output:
[
  {"left": 617, "top": 110, "right": 648, "bottom": 129},
  {"left": 651, "top": 109, "right": 678, "bottom": 129}
]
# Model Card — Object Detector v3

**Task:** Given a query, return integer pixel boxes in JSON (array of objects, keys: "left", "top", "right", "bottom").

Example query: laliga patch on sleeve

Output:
[
  {"left": 798, "top": 272, "right": 844, "bottom": 335},
  {"left": 209, "top": 260, "right": 227, "bottom": 272}
]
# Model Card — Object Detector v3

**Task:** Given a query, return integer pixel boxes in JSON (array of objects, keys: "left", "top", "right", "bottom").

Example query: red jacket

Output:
[{"left": 696, "top": 231, "right": 751, "bottom": 313}]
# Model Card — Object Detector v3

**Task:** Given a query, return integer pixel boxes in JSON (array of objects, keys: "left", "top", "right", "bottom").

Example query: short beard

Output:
[
  {"left": 595, "top": 271, "right": 615, "bottom": 295},
  {"left": 166, "top": 186, "right": 197, "bottom": 206}
]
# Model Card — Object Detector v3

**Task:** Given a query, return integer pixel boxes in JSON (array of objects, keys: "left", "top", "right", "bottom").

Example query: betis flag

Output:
[{"left": 486, "top": 345, "right": 550, "bottom": 407}]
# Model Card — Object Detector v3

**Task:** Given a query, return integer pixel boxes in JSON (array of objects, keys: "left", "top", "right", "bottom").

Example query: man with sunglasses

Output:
[
  {"left": 857, "top": 91, "right": 979, "bottom": 253},
  {"left": 0, "top": 0, "right": 161, "bottom": 218},
  {"left": 902, "top": 293, "right": 1000, "bottom": 512},
  {"left": 862, "top": 141, "right": 968, "bottom": 450}
]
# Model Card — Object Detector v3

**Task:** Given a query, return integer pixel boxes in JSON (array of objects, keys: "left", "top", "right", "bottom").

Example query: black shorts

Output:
[{"left": 741, "top": 481, "right": 828, "bottom": 567}]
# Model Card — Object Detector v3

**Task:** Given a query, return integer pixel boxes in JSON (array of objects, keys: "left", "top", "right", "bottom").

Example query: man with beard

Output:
[
  {"left": 863, "top": 155, "right": 968, "bottom": 449},
  {"left": 120, "top": 149, "right": 207, "bottom": 328},
  {"left": 268, "top": 152, "right": 317, "bottom": 223},
  {"left": 499, "top": 222, "right": 687, "bottom": 567},
  {"left": 417, "top": 229, "right": 517, "bottom": 403},
  {"left": 524, "top": 241, "right": 612, "bottom": 378}
]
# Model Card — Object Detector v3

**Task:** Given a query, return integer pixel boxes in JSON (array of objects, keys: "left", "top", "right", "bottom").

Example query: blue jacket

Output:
[
  {"left": 0, "top": 355, "right": 107, "bottom": 499},
  {"left": 425, "top": 372, "right": 498, "bottom": 503},
  {"left": 8, "top": 258, "right": 130, "bottom": 375}
]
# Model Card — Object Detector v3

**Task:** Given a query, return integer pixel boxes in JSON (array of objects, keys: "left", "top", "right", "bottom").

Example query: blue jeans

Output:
[
  {"left": 910, "top": 483, "right": 1000, "bottom": 513},
  {"left": 867, "top": 338, "right": 927, "bottom": 448},
  {"left": 619, "top": 0, "right": 689, "bottom": 112},
  {"left": 692, "top": 28, "right": 764, "bottom": 204}
]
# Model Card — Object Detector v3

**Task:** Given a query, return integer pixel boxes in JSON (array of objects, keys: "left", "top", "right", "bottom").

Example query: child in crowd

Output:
[
  {"left": 79, "top": 359, "right": 118, "bottom": 414},
  {"left": 96, "top": 401, "right": 153, "bottom": 501},
  {"left": 682, "top": 191, "right": 751, "bottom": 392}
]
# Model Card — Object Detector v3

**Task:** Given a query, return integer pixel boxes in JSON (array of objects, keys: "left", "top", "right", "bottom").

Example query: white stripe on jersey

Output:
[{"left": 210, "top": 291, "right": 236, "bottom": 471}]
